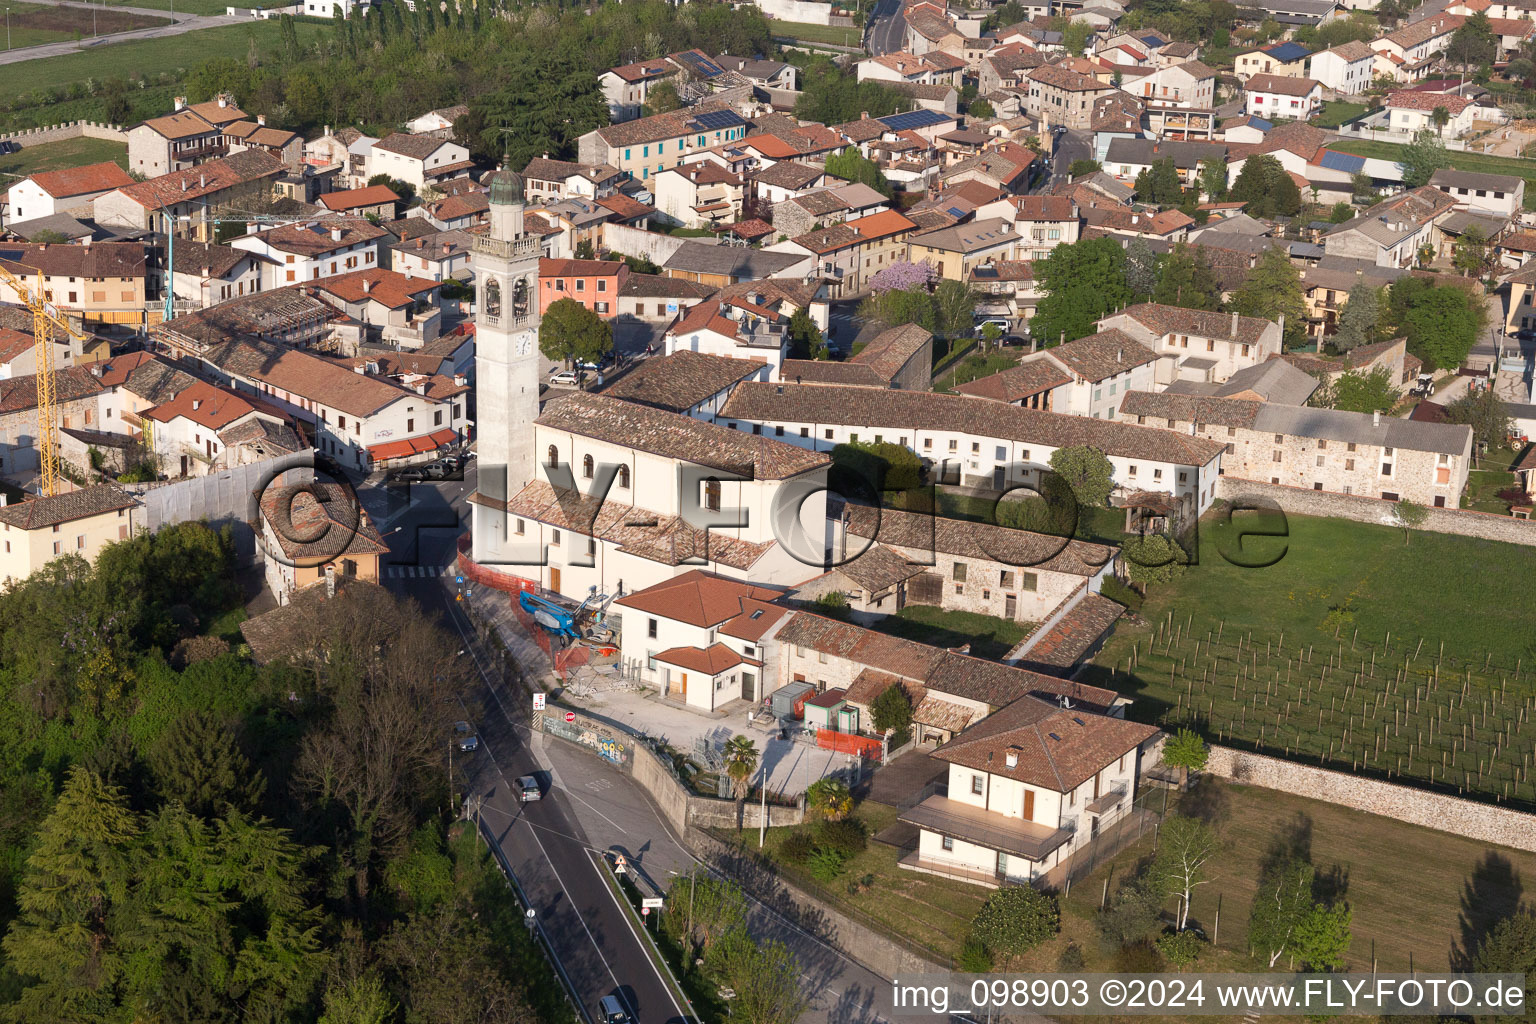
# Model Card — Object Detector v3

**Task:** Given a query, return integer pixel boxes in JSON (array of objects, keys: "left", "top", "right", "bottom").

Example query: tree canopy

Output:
[
  {"left": 1152, "top": 242, "right": 1222, "bottom": 311},
  {"left": 539, "top": 296, "right": 614, "bottom": 367},
  {"left": 825, "top": 148, "right": 893, "bottom": 197},
  {"left": 1383, "top": 276, "right": 1486, "bottom": 369},
  {"left": 1311, "top": 366, "right": 1400, "bottom": 414},
  {"left": 1228, "top": 247, "right": 1306, "bottom": 348},
  {"left": 1229, "top": 155, "right": 1301, "bottom": 218},
  {"left": 1398, "top": 130, "right": 1452, "bottom": 189},
  {"left": 1030, "top": 238, "right": 1133, "bottom": 343},
  {"left": 1330, "top": 281, "right": 1381, "bottom": 353},
  {"left": 1049, "top": 445, "right": 1115, "bottom": 508}
]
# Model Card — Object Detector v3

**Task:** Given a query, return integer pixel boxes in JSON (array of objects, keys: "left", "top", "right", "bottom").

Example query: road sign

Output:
[
  {"left": 614, "top": 855, "right": 627, "bottom": 874},
  {"left": 641, "top": 897, "right": 664, "bottom": 909},
  {"left": 641, "top": 907, "right": 649, "bottom": 917},
  {"left": 456, "top": 575, "right": 465, "bottom": 585},
  {"left": 564, "top": 711, "right": 576, "bottom": 723},
  {"left": 533, "top": 693, "right": 546, "bottom": 711}
]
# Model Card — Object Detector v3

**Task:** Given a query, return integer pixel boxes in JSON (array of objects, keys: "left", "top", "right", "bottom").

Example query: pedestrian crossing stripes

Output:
[{"left": 384, "top": 565, "right": 454, "bottom": 578}]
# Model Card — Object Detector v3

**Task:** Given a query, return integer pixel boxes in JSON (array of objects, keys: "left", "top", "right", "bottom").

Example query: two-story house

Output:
[
  {"left": 1309, "top": 40, "right": 1376, "bottom": 95},
  {"left": 367, "top": 134, "right": 472, "bottom": 191},
  {"left": 1096, "top": 303, "right": 1285, "bottom": 385},
  {"left": 652, "top": 163, "right": 746, "bottom": 229},
  {"left": 1020, "top": 329, "right": 1158, "bottom": 419},
  {"left": 767, "top": 209, "right": 918, "bottom": 298},
  {"left": 0, "top": 485, "right": 142, "bottom": 588},
  {"left": 539, "top": 257, "right": 629, "bottom": 318},
  {"left": 231, "top": 219, "right": 389, "bottom": 288},
  {"left": 6, "top": 162, "right": 134, "bottom": 224},
  {"left": 126, "top": 94, "right": 247, "bottom": 177}
]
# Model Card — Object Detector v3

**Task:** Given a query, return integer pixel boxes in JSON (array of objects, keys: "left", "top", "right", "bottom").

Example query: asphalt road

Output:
[
  {"left": 375, "top": 471, "right": 688, "bottom": 1024},
  {"left": 0, "top": 0, "right": 241, "bottom": 68},
  {"left": 865, "top": 0, "right": 908, "bottom": 56},
  {"left": 1041, "top": 128, "right": 1092, "bottom": 191}
]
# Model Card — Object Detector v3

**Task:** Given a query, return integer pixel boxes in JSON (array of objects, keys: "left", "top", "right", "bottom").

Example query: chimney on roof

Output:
[
  {"left": 1277, "top": 313, "right": 1285, "bottom": 336},
  {"left": 181, "top": 179, "right": 188, "bottom": 192},
  {"left": 218, "top": 94, "right": 229, "bottom": 109},
  {"left": 363, "top": 278, "right": 373, "bottom": 294},
  {"left": 201, "top": 265, "right": 210, "bottom": 278},
  {"left": 1373, "top": 409, "right": 1381, "bottom": 426},
  {"left": 331, "top": 226, "right": 343, "bottom": 242},
  {"left": 416, "top": 238, "right": 424, "bottom": 249},
  {"left": 199, "top": 173, "right": 206, "bottom": 189},
  {"left": 1231, "top": 310, "right": 1238, "bottom": 337},
  {"left": 192, "top": 399, "right": 202, "bottom": 411},
  {"left": 413, "top": 380, "right": 427, "bottom": 395},
  {"left": 174, "top": 96, "right": 186, "bottom": 111},
  {"left": 353, "top": 363, "right": 365, "bottom": 375},
  {"left": 37, "top": 242, "right": 46, "bottom": 251}
]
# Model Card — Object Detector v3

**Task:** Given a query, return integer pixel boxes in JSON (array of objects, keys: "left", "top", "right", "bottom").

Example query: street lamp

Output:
[{"left": 6, "top": 9, "right": 11, "bottom": 51}]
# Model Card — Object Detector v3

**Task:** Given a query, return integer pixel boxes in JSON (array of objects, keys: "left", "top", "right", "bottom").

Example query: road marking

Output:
[{"left": 585, "top": 848, "right": 689, "bottom": 1023}]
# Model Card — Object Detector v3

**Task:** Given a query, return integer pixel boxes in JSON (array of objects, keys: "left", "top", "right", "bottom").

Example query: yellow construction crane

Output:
[{"left": 0, "top": 262, "right": 92, "bottom": 498}]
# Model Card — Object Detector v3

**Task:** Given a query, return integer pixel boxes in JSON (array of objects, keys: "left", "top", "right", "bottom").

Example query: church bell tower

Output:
[{"left": 471, "top": 166, "right": 542, "bottom": 565}]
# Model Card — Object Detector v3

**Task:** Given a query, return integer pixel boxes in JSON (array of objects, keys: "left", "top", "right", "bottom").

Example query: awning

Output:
[
  {"left": 366, "top": 427, "right": 459, "bottom": 462},
  {"left": 912, "top": 695, "right": 973, "bottom": 733}
]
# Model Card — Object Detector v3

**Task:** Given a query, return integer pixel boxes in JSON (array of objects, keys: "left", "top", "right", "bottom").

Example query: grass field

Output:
[
  {"left": 0, "top": 19, "right": 328, "bottom": 96},
  {"left": 1461, "top": 445, "right": 1523, "bottom": 513},
  {"left": 101, "top": 0, "right": 250, "bottom": 13},
  {"left": 1082, "top": 511, "right": 1536, "bottom": 809},
  {"left": 769, "top": 19, "right": 863, "bottom": 47},
  {"left": 1, "top": 2, "right": 169, "bottom": 47},
  {"left": 862, "top": 605, "right": 1033, "bottom": 661},
  {"left": 1062, "top": 779, "right": 1536, "bottom": 974},
  {"left": 934, "top": 349, "right": 1019, "bottom": 393},
  {"left": 1331, "top": 137, "right": 1536, "bottom": 207},
  {"left": 0, "top": 136, "right": 127, "bottom": 177},
  {"left": 1313, "top": 100, "right": 1367, "bottom": 129}
]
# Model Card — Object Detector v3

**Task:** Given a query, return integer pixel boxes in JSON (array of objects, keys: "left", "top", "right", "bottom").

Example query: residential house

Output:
[
  {"left": 140, "top": 377, "right": 296, "bottom": 477},
  {"left": 1132, "top": 60, "right": 1217, "bottom": 111},
  {"left": 614, "top": 570, "right": 791, "bottom": 711},
  {"left": 1120, "top": 390, "right": 1473, "bottom": 505},
  {"left": 1309, "top": 40, "right": 1376, "bottom": 95},
  {"left": 653, "top": 163, "right": 745, "bottom": 229},
  {"left": 522, "top": 156, "right": 624, "bottom": 203},
  {"left": 899, "top": 695, "right": 1158, "bottom": 886},
  {"left": 126, "top": 94, "right": 246, "bottom": 177},
  {"left": 6, "top": 162, "right": 134, "bottom": 223},
  {"left": 767, "top": 209, "right": 918, "bottom": 297},
  {"left": 0, "top": 364, "right": 108, "bottom": 477},
  {"left": 1097, "top": 303, "right": 1286, "bottom": 385},
  {"left": 950, "top": 358, "right": 1073, "bottom": 409},
  {"left": 1245, "top": 74, "right": 1324, "bottom": 120},
  {"left": 1233, "top": 41, "right": 1312, "bottom": 79},
  {"left": 93, "top": 150, "right": 285, "bottom": 238},
  {"left": 906, "top": 218, "right": 1018, "bottom": 281},
  {"left": 1024, "top": 65, "right": 1117, "bottom": 129},
  {"left": 367, "top": 134, "right": 472, "bottom": 191},
  {"left": 0, "top": 242, "right": 149, "bottom": 329},
  {"left": 599, "top": 58, "right": 681, "bottom": 122},
  {"left": 420, "top": 192, "right": 490, "bottom": 232},
  {"left": 857, "top": 51, "right": 964, "bottom": 86},
  {"left": 231, "top": 218, "right": 388, "bottom": 288},
  {"left": 168, "top": 240, "right": 270, "bottom": 310},
  {"left": 1373, "top": 15, "right": 1463, "bottom": 80},
  {"left": 0, "top": 485, "right": 141, "bottom": 588},
  {"left": 313, "top": 267, "right": 443, "bottom": 347},
  {"left": 716, "top": 382, "right": 1228, "bottom": 506},
  {"left": 390, "top": 228, "right": 475, "bottom": 283},
  {"left": 480, "top": 391, "right": 831, "bottom": 601},
  {"left": 905, "top": 8, "right": 967, "bottom": 57},
  {"left": 663, "top": 295, "right": 791, "bottom": 376},
  {"left": 317, "top": 184, "right": 401, "bottom": 219},
  {"left": 577, "top": 104, "right": 751, "bottom": 183},
  {"left": 661, "top": 242, "right": 812, "bottom": 287},
  {"left": 1323, "top": 186, "right": 1459, "bottom": 266},
  {"left": 717, "top": 55, "right": 798, "bottom": 91},
  {"left": 539, "top": 257, "right": 629, "bottom": 318},
  {"left": 0, "top": 328, "right": 75, "bottom": 381},
  {"left": 1430, "top": 169, "right": 1525, "bottom": 217},
  {"left": 259, "top": 482, "right": 389, "bottom": 604},
  {"left": 405, "top": 105, "right": 470, "bottom": 140},
  {"left": 1019, "top": 329, "right": 1157, "bottom": 419},
  {"left": 223, "top": 120, "right": 304, "bottom": 170},
  {"left": 597, "top": 349, "right": 769, "bottom": 417},
  {"left": 1384, "top": 90, "right": 1477, "bottom": 137}
]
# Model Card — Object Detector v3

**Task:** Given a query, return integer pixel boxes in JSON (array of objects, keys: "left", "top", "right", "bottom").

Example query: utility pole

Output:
[{"left": 758, "top": 763, "right": 768, "bottom": 848}]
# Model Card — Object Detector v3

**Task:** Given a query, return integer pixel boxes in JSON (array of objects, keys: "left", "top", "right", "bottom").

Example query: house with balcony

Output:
[
  {"left": 652, "top": 163, "right": 746, "bottom": 229},
  {"left": 168, "top": 240, "right": 271, "bottom": 311},
  {"left": 898, "top": 695, "right": 1159, "bottom": 886},
  {"left": 313, "top": 267, "right": 443, "bottom": 348},
  {"left": 521, "top": 156, "right": 624, "bottom": 203},
  {"left": 223, "top": 120, "right": 304, "bottom": 171},
  {"left": 974, "top": 194, "right": 1081, "bottom": 260},
  {"left": 906, "top": 218, "right": 1018, "bottom": 281},
  {"left": 663, "top": 296, "right": 792, "bottom": 377},
  {"left": 126, "top": 94, "right": 247, "bottom": 177},
  {"left": 1233, "top": 41, "right": 1311, "bottom": 80},
  {"left": 765, "top": 209, "right": 919, "bottom": 298},
  {"left": 1097, "top": 303, "right": 1286, "bottom": 385},
  {"left": 231, "top": 218, "right": 389, "bottom": 288}
]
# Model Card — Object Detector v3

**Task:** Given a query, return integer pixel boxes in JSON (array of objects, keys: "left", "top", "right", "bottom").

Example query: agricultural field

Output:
[
  {"left": 0, "top": 2, "right": 169, "bottom": 48},
  {"left": 766, "top": 19, "right": 862, "bottom": 47},
  {"left": 1083, "top": 510, "right": 1536, "bottom": 811},
  {"left": 0, "top": 136, "right": 127, "bottom": 177}
]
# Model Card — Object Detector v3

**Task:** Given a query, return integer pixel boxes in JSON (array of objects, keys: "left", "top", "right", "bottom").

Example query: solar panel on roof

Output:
[
  {"left": 1318, "top": 149, "right": 1365, "bottom": 173},
  {"left": 1139, "top": 34, "right": 1162, "bottom": 45},
  {"left": 676, "top": 52, "right": 724, "bottom": 77},
  {"left": 877, "top": 108, "right": 949, "bottom": 132},
  {"left": 692, "top": 110, "right": 746, "bottom": 131}
]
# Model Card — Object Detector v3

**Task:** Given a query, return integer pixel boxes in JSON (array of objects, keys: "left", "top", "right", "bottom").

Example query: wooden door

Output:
[
  {"left": 1022, "top": 789, "right": 1035, "bottom": 821},
  {"left": 549, "top": 567, "right": 561, "bottom": 592}
]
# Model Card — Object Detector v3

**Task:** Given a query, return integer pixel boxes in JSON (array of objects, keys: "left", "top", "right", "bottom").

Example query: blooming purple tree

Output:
[{"left": 868, "top": 261, "right": 936, "bottom": 294}]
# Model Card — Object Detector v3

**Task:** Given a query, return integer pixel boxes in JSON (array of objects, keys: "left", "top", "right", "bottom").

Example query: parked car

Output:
[
  {"left": 391, "top": 465, "right": 430, "bottom": 483},
  {"left": 516, "top": 775, "right": 542, "bottom": 802},
  {"left": 974, "top": 318, "right": 1011, "bottom": 337},
  {"left": 452, "top": 721, "right": 478, "bottom": 752},
  {"left": 549, "top": 370, "right": 580, "bottom": 388}
]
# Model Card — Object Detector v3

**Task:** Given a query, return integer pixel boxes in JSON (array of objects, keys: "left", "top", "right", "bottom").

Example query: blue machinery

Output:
[{"left": 518, "top": 587, "right": 619, "bottom": 643}]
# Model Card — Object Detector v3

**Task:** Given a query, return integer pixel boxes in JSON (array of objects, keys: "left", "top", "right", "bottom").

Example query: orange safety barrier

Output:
[{"left": 816, "top": 728, "right": 883, "bottom": 759}]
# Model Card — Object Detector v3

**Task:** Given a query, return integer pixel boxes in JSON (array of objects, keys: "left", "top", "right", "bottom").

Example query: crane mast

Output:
[{"left": 0, "top": 263, "right": 92, "bottom": 498}]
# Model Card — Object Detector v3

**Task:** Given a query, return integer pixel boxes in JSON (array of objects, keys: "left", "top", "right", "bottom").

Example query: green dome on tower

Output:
[{"left": 488, "top": 167, "right": 525, "bottom": 205}]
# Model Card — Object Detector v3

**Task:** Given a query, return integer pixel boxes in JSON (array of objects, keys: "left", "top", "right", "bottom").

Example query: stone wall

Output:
[
  {"left": 1206, "top": 745, "right": 1536, "bottom": 853},
  {"left": 759, "top": 0, "right": 837, "bottom": 26},
  {"left": 601, "top": 222, "right": 697, "bottom": 267},
  {"left": 0, "top": 120, "right": 126, "bottom": 148},
  {"left": 1214, "top": 476, "right": 1536, "bottom": 547}
]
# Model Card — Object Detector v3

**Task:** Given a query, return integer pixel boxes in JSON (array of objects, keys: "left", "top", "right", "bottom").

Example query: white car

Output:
[
  {"left": 974, "top": 318, "right": 1011, "bottom": 336},
  {"left": 548, "top": 370, "right": 580, "bottom": 388}
]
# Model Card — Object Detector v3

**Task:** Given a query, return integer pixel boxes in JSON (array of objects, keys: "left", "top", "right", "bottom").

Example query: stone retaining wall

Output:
[
  {"left": 0, "top": 120, "right": 126, "bottom": 148},
  {"left": 1215, "top": 476, "right": 1536, "bottom": 547},
  {"left": 1206, "top": 745, "right": 1536, "bottom": 853}
]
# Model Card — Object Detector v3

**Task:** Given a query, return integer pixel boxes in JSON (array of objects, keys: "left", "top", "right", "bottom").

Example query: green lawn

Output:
[
  {"left": 1062, "top": 779, "right": 1536, "bottom": 974},
  {"left": 0, "top": 2, "right": 170, "bottom": 48},
  {"left": 768, "top": 19, "right": 862, "bottom": 47},
  {"left": 1313, "top": 100, "right": 1367, "bottom": 129},
  {"left": 101, "top": 0, "right": 256, "bottom": 13},
  {"left": 733, "top": 802, "right": 990, "bottom": 964},
  {"left": 0, "top": 19, "right": 328, "bottom": 96},
  {"left": 0, "top": 136, "right": 127, "bottom": 178},
  {"left": 927, "top": 488, "right": 1131, "bottom": 546},
  {"left": 1331, "top": 137, "right": 1536, "bottom": 208},
  {"left": 863, "top": 605, "right": 1033, "bottom": 661},
  {"left": 1082, "top": 511, "right": 1536, "bottom": 807},
  {"left": 1460, "top": 445, "right": 1523, "bottom": 513},
  {"left": 934, "top": 350, "right": 1019, "bottom": 393}
]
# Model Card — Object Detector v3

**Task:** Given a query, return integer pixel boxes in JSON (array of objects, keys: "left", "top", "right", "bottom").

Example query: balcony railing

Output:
[{"left": 471, "top": 235, "right": 541, "bottom": 259}]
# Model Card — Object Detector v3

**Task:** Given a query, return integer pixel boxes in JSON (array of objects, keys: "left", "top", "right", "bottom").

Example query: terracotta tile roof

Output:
[
  {"left": 540, "top": 257, "right": 626, "bottom": 279},
  {"left": 197, "top": 336, "right": 423, "bottom": 418},
  {"left": 184, "top": 97, "right": 247, "bottom": 126},
  {"left": 1027, "top": 64, "right": 1111, "bottom": 92},
  {"left": 258, "top": 481, "right": 389, "bottom": 562},
  {"left": 843, "top": 667, "right": 920, "bottom": 707},
  {"left": 720, "top": 382, "right": 1228, "bottom": 466},
  {"left": 1042, "top": 329, "right": 1157, "bottom": 382},
  {"left": 0, "top": 327, "right": 34, "bottom": 363},
  {"left": 654, "top": 643, "right": 757, "bottom": 675},
  {"left": 1245, "top": 73, "right": 1321, "bottom": 97},
  {"left": 25, "top": 161, "right": 133, "bottom": 200},
  {"left": 537, "top": 390, "right": 829, "bottom": 480},
  {"left": 615, "top": 568, "right": 784, "bottom": 627},
  {"left": 218, "top": 416, "right": 304, "bottom": 454},
  {"left": 1327, "top": 39, "right": 1376, "bottom": 61},
  {"left": 170, "top": 240, "right": 260, "bottom": 277},
  {"left": 793, "top": 208, "right": 916, "bottom": 254},
  {"left": 429, "top": 192, "right": 489, "bottom": 221},
  {"left": 598, "top": 350, "right": 762, "bottom": 413},
  {"left": 594, "top": 193, "right": 654, "bottom": 221},
  {"left": 115, "top": 149, "right": 283, "bottom": 209},
  {"left": 1118, "top": 390, "right": 1262, "bottom": 428},
  {"left": 318, "top": 184, "right": 401, "bottom": 212},
  {"left": 495, "top": 480, "right": 775, "bottom": 570},
  {"left": 0, "top": 364, "right": 106, "bottom": 413},
  {"left": 834, "top": 540, "right": 928, "bottom": 592},
  {"left": 667, "top": 300, "right": 742, "bottom": 342},
  {"left": 248, "top": 218, "right": 387, "bottom": 256},
  {"left": 931, "top": 693, "right": 1156, "bottom": 792},
  {"left": 142, "top": 378, "right": 279, "bottom": 430},
  {"left": 951, "top": 360, "right": 1071, "bottom": 402},
  {"left": 1015, "top": 593, "right": 1123, "bottom": 673},
  {"left": 1384, "top": 13, "right": 1462, "bottom": 47},
  {"left": 844, "top": 504, "right": 1113, "bottom": 577},
  {"left": 136, "top": 109, "right": 220, "bottom": 141},
  {"left": 1110, "top": 303, "right": 1273, "bottom": 344},
  {"left": 0, "top": 241, "right": 145, "bottom": 280},
  {"left": 0, "top": 483, "right": 137, "bottom": 530},
  {"left": 781, "top": 359, "right": 886, "bottom": 387},
  {"left": 314, "top": 267, "right": 438, "bottom": 310},
  {"left": 606, "top": 57, "right": 677, "bottom": 83},
  {"left": 373, "top": 132, "right": 456, "bottom": 161},
  {"left": 224, "top": 121, "right": 301, "bottom": 149},
  {"left": 726, "top": 218, "right": 775, "bottom": 241},
  {"left": 597, "top": 101, "right": 733, "bottom": 149},
  {"left": 850, "top": 323, "right": 932, "bottom": 379},
  {"left": 740, "top": 133, "right": 803, "bottom": 159},
  {"left": 1386, "top": 89, "right": 1474, "bottom": 114},
  {"left": 619, "top": 273, "right": 716, "bottom": 300},
  {"left": 754, "top": 161, "right": 824, "bottom": 190}
]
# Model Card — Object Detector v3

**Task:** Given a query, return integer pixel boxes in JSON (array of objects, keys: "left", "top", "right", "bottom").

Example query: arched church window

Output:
[
  {"left": 512, "top": 277, "right": 529, "bottom": 317},
  {"left": 485, "top": 279, "right": 502, "bottom": 318}
]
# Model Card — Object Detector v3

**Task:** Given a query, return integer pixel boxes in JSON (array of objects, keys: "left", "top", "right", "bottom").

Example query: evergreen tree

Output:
[
  {"left": 825, "top": 148, "right": 893, "bottom": 197},
  {"left": 1229, "top": 247, "right": 1306, "bottom": 347},
  {"left": 1135, "top": 157, "right": 1184, "bottom": 207},
  {"left": 1399, "top": 130, "right": 1452, "bottom": 188},
  {"left": 148, "top": 710, "right": 265, "bottom": 818},
  {"left": 1330, "top": 281, "right": 1381, "bottom": 352},
  {"left": 1199, "top": 156, "right": 1228, "bottom": 201},
  {"left": 1030, "top": 237, "right": 1131, "bottom": 343},
  {"left": 1152, "top": 242, "right": 1222, "bottom": 310},
  {"left": 1229, "top": 154, "right": 1301, "bottom": 218},
  {"left": 1124, "top": 237, "right": 1158, "bottom": 299}
]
